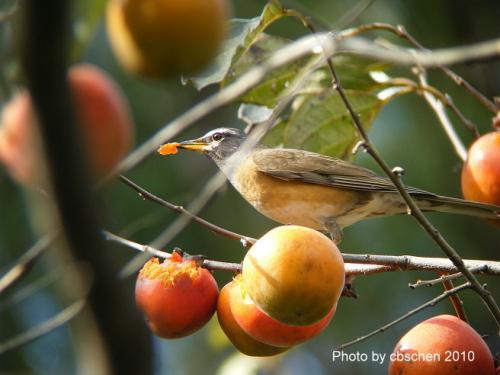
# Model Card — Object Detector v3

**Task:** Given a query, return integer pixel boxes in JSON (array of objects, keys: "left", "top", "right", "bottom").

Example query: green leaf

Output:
[
  {"left": 183, "top": 0, "right": 289, "bottom": 90},
  {"left": 223, "top": 34, "right": 389, "bottom": 107},
  {"left": 222, "top": 35, "right": 312, "bottom": 107},
  {"left": 263, "top": 89, "right": 384, "bottom": 159}
]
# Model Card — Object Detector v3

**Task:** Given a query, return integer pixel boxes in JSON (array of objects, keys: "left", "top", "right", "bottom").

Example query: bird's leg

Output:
[{"left": 325, "top": 218, "right": 343, "bottom": 245}]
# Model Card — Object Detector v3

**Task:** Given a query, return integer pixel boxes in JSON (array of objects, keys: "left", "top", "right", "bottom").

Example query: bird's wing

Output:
[{"left": 251, "top": 148, "right": 433, "bottom": 195}]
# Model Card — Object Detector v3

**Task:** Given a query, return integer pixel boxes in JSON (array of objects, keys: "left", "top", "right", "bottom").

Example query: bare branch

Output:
[
  {"left": 119, "top": 175, "right": 255, "bottom": 245},
  {"left": 0, "top": 299, "right": 85, "bottom": 356},
  {"left": 0, "top": 272, "right": 61, "bottom": 313},
  {"left": 0, "top": 233, "right": 56, "bottom": 295},
  {"left": 409, "top": 265, "right": 488, "bottom": 288},
  {"left": 418, "top": 73, "right": 467, "bottom": 161},
  {"left": 442, "top": 279, "right": 469, "bottom": 323},
  {"left": 105, "top": 230, "right": 500, "bottom": 276},
  {"left": 336, "top": 282, "right": 473, "bottom": 350},
  {"left": 105, "top": 230, "right": 241, "bottom": 273},
  {"left": 119, "top": 171, "right": 229, "bottom": 277},
  {"left": 343, "top": 254, "right": 500, "bottom": 275},
  {"left": 340, "top": 22, "right": 498, "bottom": 115}
]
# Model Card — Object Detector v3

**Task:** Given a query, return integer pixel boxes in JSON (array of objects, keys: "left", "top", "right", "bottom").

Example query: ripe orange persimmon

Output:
[
  {"left": 135, "top": 255, "right": 219, "bottom": 338},
  {"left": 461, "top": 131, "right": 500, "bottom": 205},
  {"left": 217, "top": 278, "right": 289, "bottom": 357},
  {"left": 230, "top": 277, "right": 336, "bottom": 347},
  {"left": 242, "top": 225, "right": 344, "bottom": 326},
  {"left": 0, "top": 64, "right": 133, "bottom": 186},
  {"left": 388, "top": 315, "right": 495, "bottom": 375},
  {"left": 106, "top": 0, "right": 230, "bottom": 78}
]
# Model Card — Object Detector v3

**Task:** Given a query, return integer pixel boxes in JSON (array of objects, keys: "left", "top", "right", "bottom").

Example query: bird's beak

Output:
[{"left": 177, "top": 138, "right": 209, "bottom": 153}]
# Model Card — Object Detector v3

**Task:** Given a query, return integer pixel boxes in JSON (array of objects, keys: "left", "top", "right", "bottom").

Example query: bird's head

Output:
[{"left": 177, "top": 127, "right": 248, "bottom": 164}]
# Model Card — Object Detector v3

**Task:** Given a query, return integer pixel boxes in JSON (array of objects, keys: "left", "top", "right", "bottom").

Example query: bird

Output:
[{"left": 164, "top": 127, "right": 500, "bottom": 242}]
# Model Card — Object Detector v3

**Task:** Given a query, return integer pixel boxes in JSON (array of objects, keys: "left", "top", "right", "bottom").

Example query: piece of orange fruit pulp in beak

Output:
[{"left": 158, "top": 143, "right": 179, "bottom": 155}]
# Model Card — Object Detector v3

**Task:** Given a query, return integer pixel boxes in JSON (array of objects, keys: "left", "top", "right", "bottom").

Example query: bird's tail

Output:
[{"left": 418, "top": 194, "right": 500, "bottom": 220}]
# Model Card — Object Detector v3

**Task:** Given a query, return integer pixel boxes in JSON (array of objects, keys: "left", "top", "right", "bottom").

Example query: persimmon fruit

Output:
[
  {"left": 388, "top": 314, "right": 495, "bottom": 375},
  {"left": 158, "top": 143, "right": 179, "bottom": 155},
  {"left": 230, "top": 276, "right": 336, "bottom": 347},
  {"left": 461, "top": 131, "right": 500, "bottom": 205},
  {"left": 106, "top": 0, "right": 230, "bottom": 78},
  {"left": 241, "top": 225, "right": 344, "bottom": 326},
  {"left": 217, "top": 278, "right": 289, "bottom": 357},
  {"left": 135, "top": 255, "right": 219, "bottom": 339},
  {"left": 0, "top": 64, "right": 133, "bottom": 186}
]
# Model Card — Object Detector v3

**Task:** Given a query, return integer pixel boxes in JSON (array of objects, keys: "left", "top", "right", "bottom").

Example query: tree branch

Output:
[
  {"left": 442, "top": 279, "right": 469, "bottom": 323},
  {"left": 340, "top": 22, "right": 497, "bottom": 115},
  {"left": 0, "top": 233, "right": 56, "bottom": 295},
  {"left": 119, "top": 175, "right": 255, "bottom": 246},
  {"left": 336, "top": 282, "right": 472, "bottom": 350},
  {"left": 0, "top": 300, "right": 85, "bottom": 356},
  {"left": 342, "top": 254, "right": 500, "bottom": 275},
  {"left": 409, "top": 265, "right": 488, "bottom": 288},
  {"left": 105, "top": 230, "right": 500, "bottom": 276}
]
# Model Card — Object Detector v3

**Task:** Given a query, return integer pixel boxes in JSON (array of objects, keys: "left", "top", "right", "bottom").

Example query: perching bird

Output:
[{"left": 164, "top": 127, "right": 499, "bottom": 242}]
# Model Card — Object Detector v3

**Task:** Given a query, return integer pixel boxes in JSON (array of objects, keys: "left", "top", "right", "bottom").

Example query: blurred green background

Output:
[{"left": 0, "top": 0, "right": 499, "bottom": 374}]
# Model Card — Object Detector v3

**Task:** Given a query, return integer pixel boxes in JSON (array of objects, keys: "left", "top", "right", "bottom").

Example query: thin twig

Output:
[
  {"left": 0, "top": 299, "right": 85, "bottom": 356},
  {"left": 442, "top": 279, "right": 469, "bottom": 323},
  {"left": 416, "top": 82, "right": 479, "bottom": 140},
  {"left": 119, "top": 171, "right": 229, "bottom": 277},
  {"left": 409, "top": 265, "right": 488, "bottom": 288},
  {"left": 382, "top": 77, "right": 478, "bottom": 152},
  {"left": 418, "top": 72, "right": 468, "bottom": 161},
  {"left": 0, "top": 233, "right": 56, "bottom": 295},
  {"left": 105, "top": 230, "right": 241, "bottom": 273},
  {"left": 339, "top": 22, "right": 497, "bottom": 115},
  {"left": 0, "top": 272, "right": 61, "bottom": 313},
  {"left": 119, "top": 175, "right": 256, "bottom": 245},
  {"left": 336, "top": 282, "right": 472, "bottom": 350}
]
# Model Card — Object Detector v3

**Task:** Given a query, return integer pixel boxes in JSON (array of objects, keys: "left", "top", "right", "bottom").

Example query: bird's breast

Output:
[{"left": 230, "top": 158, "right": 373, "bottom": 229}]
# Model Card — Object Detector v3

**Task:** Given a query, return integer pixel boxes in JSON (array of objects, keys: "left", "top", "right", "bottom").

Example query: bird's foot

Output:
[{"left": 326, "top": 218, "right": 343, "bottom": 245}]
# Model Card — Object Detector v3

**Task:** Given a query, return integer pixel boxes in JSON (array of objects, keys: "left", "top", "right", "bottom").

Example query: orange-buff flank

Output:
[{"left": 158, "top": 143, "right": 179, "bottom": 155}]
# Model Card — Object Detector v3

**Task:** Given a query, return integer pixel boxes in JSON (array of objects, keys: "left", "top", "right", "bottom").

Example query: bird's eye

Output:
[{"left": 212, "top": 132, "right": 223, "bottom": 141}]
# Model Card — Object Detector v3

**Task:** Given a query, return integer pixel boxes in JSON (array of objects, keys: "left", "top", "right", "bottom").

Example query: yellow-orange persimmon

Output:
[
  {"left": 135, "top": 255, "right": 219, "bottom": 338},
  {"left": 106, "top": 0, "right": 230, "bottom": 78},
  {"left": 217, "top": 278, "right": 289, "bottom": 357},
  {"left": 230, "top": 277, "right": 336, "bottom": 347},
  {"left": 242, "top": 225, "right": 344, "bottom": 326}
]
